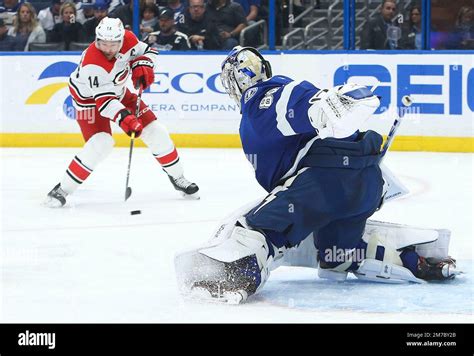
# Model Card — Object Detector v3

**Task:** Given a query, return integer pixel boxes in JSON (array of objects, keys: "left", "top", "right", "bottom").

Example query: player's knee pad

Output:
[
  {"left": 77, "top": 132, "right": 115, "bottom": 169},
  {"left": 140, "top": 120, "right": 174, "bottom": 156}
]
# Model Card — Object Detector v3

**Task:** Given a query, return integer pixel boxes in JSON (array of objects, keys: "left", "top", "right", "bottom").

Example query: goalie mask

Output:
[{"left": 220, "top": 46, "right": 272, "bottom": 108}]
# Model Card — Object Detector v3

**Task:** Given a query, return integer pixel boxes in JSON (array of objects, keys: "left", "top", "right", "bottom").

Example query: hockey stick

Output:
[
  {"left": 124, "top": 80, "right": 144, "bottom": 201},
  {"left": 379, "top": 95, "right": 413, "bottom": 163},
  {"left": 377, "top": 96, "right": 413, "bottom": 205}
]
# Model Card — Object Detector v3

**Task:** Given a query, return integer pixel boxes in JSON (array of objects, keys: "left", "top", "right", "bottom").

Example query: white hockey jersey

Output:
[{"left": 68, "top": 30, "right": 159, "bottom": 121}]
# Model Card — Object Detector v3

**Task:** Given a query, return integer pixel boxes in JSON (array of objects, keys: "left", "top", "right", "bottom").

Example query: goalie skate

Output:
[
  {"left": 416, "top": 256, "right": 461, "bottom": 281},
  {"left": 190, "top": 281, "right": 248, "bottom": 305},
  {"left": 187, "top": 254, "right": 260, "bottom": 304}
]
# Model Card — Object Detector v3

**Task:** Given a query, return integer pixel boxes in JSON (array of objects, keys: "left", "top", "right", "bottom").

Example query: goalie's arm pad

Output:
[{"left": 307, "top": 84, "right": 380, "bottom": 139}]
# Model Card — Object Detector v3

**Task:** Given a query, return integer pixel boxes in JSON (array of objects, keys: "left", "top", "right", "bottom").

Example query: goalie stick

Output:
[{"left": 379, "top": 95, "right": 413, "bottom": 163}]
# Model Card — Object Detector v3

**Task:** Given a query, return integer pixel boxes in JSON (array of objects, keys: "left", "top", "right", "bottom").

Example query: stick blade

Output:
[{"left": 125, "top": 187, "right": 132, "bottom": 201}]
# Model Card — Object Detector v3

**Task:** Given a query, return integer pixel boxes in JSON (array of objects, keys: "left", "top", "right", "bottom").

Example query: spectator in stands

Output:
[
  {"left": 177, "top": 0, "right": 220, "bottom": 50},
  {"left": 0, "top": 0, "right": 21, "bottom": 13},
  {"left": 235, "top": 0, "right": 259, "bottom": 23},
  {"left": 80, "top": 0, "right": 108, "bottom": 43},
  {"left": 0, "top": 0, "right": 23, "bottom": 27},
  {"left": 446, "top": 5, "right": 474, "bottom": 49},
  {"left": 145, "top": 7, "right": 190, "bottom": 50},
  {"left": 8, "top": 2, "right": 45, "bottom": 50},
  {"left": 49, "top": 2, "right": 82, "bottom": 50},
  {"left": 234, "top": 0, "right": 260, "bottom": 46},
  {"left": 38, "top": 0, "right": 63, "bottom": 33},
  {"left": 360, "top": 0, "right": 401, "bottom": 49},
  {"left": 401, "top": 4, "right": 421, "bottom": 49},
  {"left": 0, "top": 17, "right": 15, "bottom": 49},
  {"left": 0, "top": 0, "right": 21, "bottom": 12},
  {"left": 167, "top": 0, "right": 185, "bottom": 22},
  {"left": 206, "top": 0, "right": 247, "bottom": 50},
  {"left": 109, "top": 0, "right": 144, "bottom": 29},
  {"left": 107, "top": 0, "right": 126, "bottom": 14},
  {"left": 76, "top": 0, "right": 97, "bottom": 24},
  {"left": 140, "top": 3, "right": 158, "bottom": 39}
]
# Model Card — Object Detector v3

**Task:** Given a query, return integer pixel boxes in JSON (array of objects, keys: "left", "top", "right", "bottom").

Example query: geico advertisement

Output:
[{"left": 0, "top": 53, "right": 472, "bottom": 136}]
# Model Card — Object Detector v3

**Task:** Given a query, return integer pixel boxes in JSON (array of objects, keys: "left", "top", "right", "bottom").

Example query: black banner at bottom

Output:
[{"left": 0, "top": 323, "right": 472, "bottom": 354}]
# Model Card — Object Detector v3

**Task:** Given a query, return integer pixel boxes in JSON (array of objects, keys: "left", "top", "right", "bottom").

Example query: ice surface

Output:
[{"left": 1, "top": 148, "right": 472, "bottom": 323}]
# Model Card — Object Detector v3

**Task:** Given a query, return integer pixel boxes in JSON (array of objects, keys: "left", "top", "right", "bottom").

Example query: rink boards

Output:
[{"left": 0, "top": 51, "right": 472, "bottom": 152}]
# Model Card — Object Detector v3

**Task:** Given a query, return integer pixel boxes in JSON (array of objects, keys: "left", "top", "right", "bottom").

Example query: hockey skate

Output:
[
  {"left": 190, "top": 255, "right": 260, "bottom": 304},
  {"left": 415, "top": 256, "right": 460, "bottom": 281},
  {"left": 44, "top": 183, "right": 68, "bottom": 208},
  {"left": 168, "top": 174, "right": 199, "bottom": 199}
]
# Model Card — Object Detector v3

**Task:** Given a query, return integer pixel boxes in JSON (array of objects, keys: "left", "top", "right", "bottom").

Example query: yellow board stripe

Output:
[
  {"left": 0, "top": 133, "right": 242, "bottom": 148},
  {"left": 25, "top": 83, "right": 69, "bottom": 104},
  {"left": 0, "top": 133, "right": 472, "bottom": 152}
]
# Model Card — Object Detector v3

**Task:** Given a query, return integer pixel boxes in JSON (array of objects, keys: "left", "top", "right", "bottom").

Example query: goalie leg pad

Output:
[
  {"left": 175, "top": 226, "right": 275, "bottom": 304},
  {"left": 198, "top": 226, "right": 273, "bottom": 294},
  {"left": 364, "top": 220, "right": 451, "bottom": 259},
  {"left": 318, "top": 267, "right": 349, "bottom": 281},
  {"left": 354, "top": 258, "right": 425, "bottom": 284}
]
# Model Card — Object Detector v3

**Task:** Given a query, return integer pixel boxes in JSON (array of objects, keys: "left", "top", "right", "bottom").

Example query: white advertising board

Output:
[{"left": 0, "top": 52, "right": 472, "bottom": 137}]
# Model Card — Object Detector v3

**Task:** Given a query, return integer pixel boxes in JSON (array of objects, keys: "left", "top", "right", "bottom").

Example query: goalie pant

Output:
[{"left": 245, "top": 130, "right": 420, "bottom": 275}]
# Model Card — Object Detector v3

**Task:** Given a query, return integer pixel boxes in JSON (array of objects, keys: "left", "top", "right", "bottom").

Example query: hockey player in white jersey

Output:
[
  {"left": 44, "top": 17, "right": 199, "bottom": 207},
  {"left": 174, "top": 46, "right": 459, "bottom": 304}
]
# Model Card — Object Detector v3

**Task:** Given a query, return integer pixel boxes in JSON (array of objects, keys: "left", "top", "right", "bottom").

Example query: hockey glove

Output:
[
  {"left": 131, "top": 56, "right": 154, "bottom": 89},
  {"left": 117, "top": 110, "right": 143, "bottom": 137},
  {"left": 308, "top": 84, "right": 380, "bottom": 139}
]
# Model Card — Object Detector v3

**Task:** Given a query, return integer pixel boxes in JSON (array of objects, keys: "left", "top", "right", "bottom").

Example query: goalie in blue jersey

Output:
[{"left": 175, "top": 47, "right": 459, "bottom": 304}]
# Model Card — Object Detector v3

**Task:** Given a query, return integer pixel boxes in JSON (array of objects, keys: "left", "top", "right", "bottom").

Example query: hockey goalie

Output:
[{"left": 174, "top": 46, "right": 460, "bottom": 304}]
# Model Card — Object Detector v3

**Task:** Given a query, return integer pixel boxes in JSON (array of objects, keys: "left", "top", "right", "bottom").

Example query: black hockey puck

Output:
[{"left": 130, "top": 210, "right": 141, "bottom": 215}]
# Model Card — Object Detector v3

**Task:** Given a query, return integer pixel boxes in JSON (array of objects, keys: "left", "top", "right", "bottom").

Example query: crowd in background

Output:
[
  {"left": 0, "top": 0, "right": 472, "bottom": 51},
  {"left": 361, "top": 0, "right": 473, "bottom": 50},
  {"left": 0, "top": 0, "right": 268, "bottom": 50}
]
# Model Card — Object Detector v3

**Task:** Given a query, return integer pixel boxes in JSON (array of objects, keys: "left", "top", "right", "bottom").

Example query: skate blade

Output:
[
  {"left": 181, "top": 191, "right": 200, "bottom": 200},
  {"left": 189, "top": 287, "right": 247, "bottom": 305},
  {"left": 42, "top": 197, "right": 64, "bottom": 208},
  {"left": 444, "top": 267, "right": 464, "bottom": 278}
]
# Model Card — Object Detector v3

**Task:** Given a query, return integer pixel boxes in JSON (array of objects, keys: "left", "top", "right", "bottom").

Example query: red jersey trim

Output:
[
  {"left": 82, "top": 43, "right": 116, "bottom": 73},
  {"left": 120, "top": 30, "right": 139, "bottom": 55}
]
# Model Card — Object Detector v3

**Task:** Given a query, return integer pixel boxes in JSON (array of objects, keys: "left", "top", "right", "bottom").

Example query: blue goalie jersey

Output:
[{"left": 239, "top": 75, "right": 323, "bottom": 192}]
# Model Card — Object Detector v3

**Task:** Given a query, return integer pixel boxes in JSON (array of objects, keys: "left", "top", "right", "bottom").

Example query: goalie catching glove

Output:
[
  {"left": 117, "top": 110, "right": 143, "bottom": 137},
  {"left": 308, "top": 83, "right": 380, "bottom": 139},
  {"left": 131, "top": 55, "right": 155, "bottom": 89}
]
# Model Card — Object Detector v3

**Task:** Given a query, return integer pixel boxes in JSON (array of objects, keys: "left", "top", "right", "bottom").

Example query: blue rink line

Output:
[
  {"left": 257, "top": 260, "right": 473, "bottom": 314},
  {"left": 0, "top": 50, "right": 473, "bottom": 56}
]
